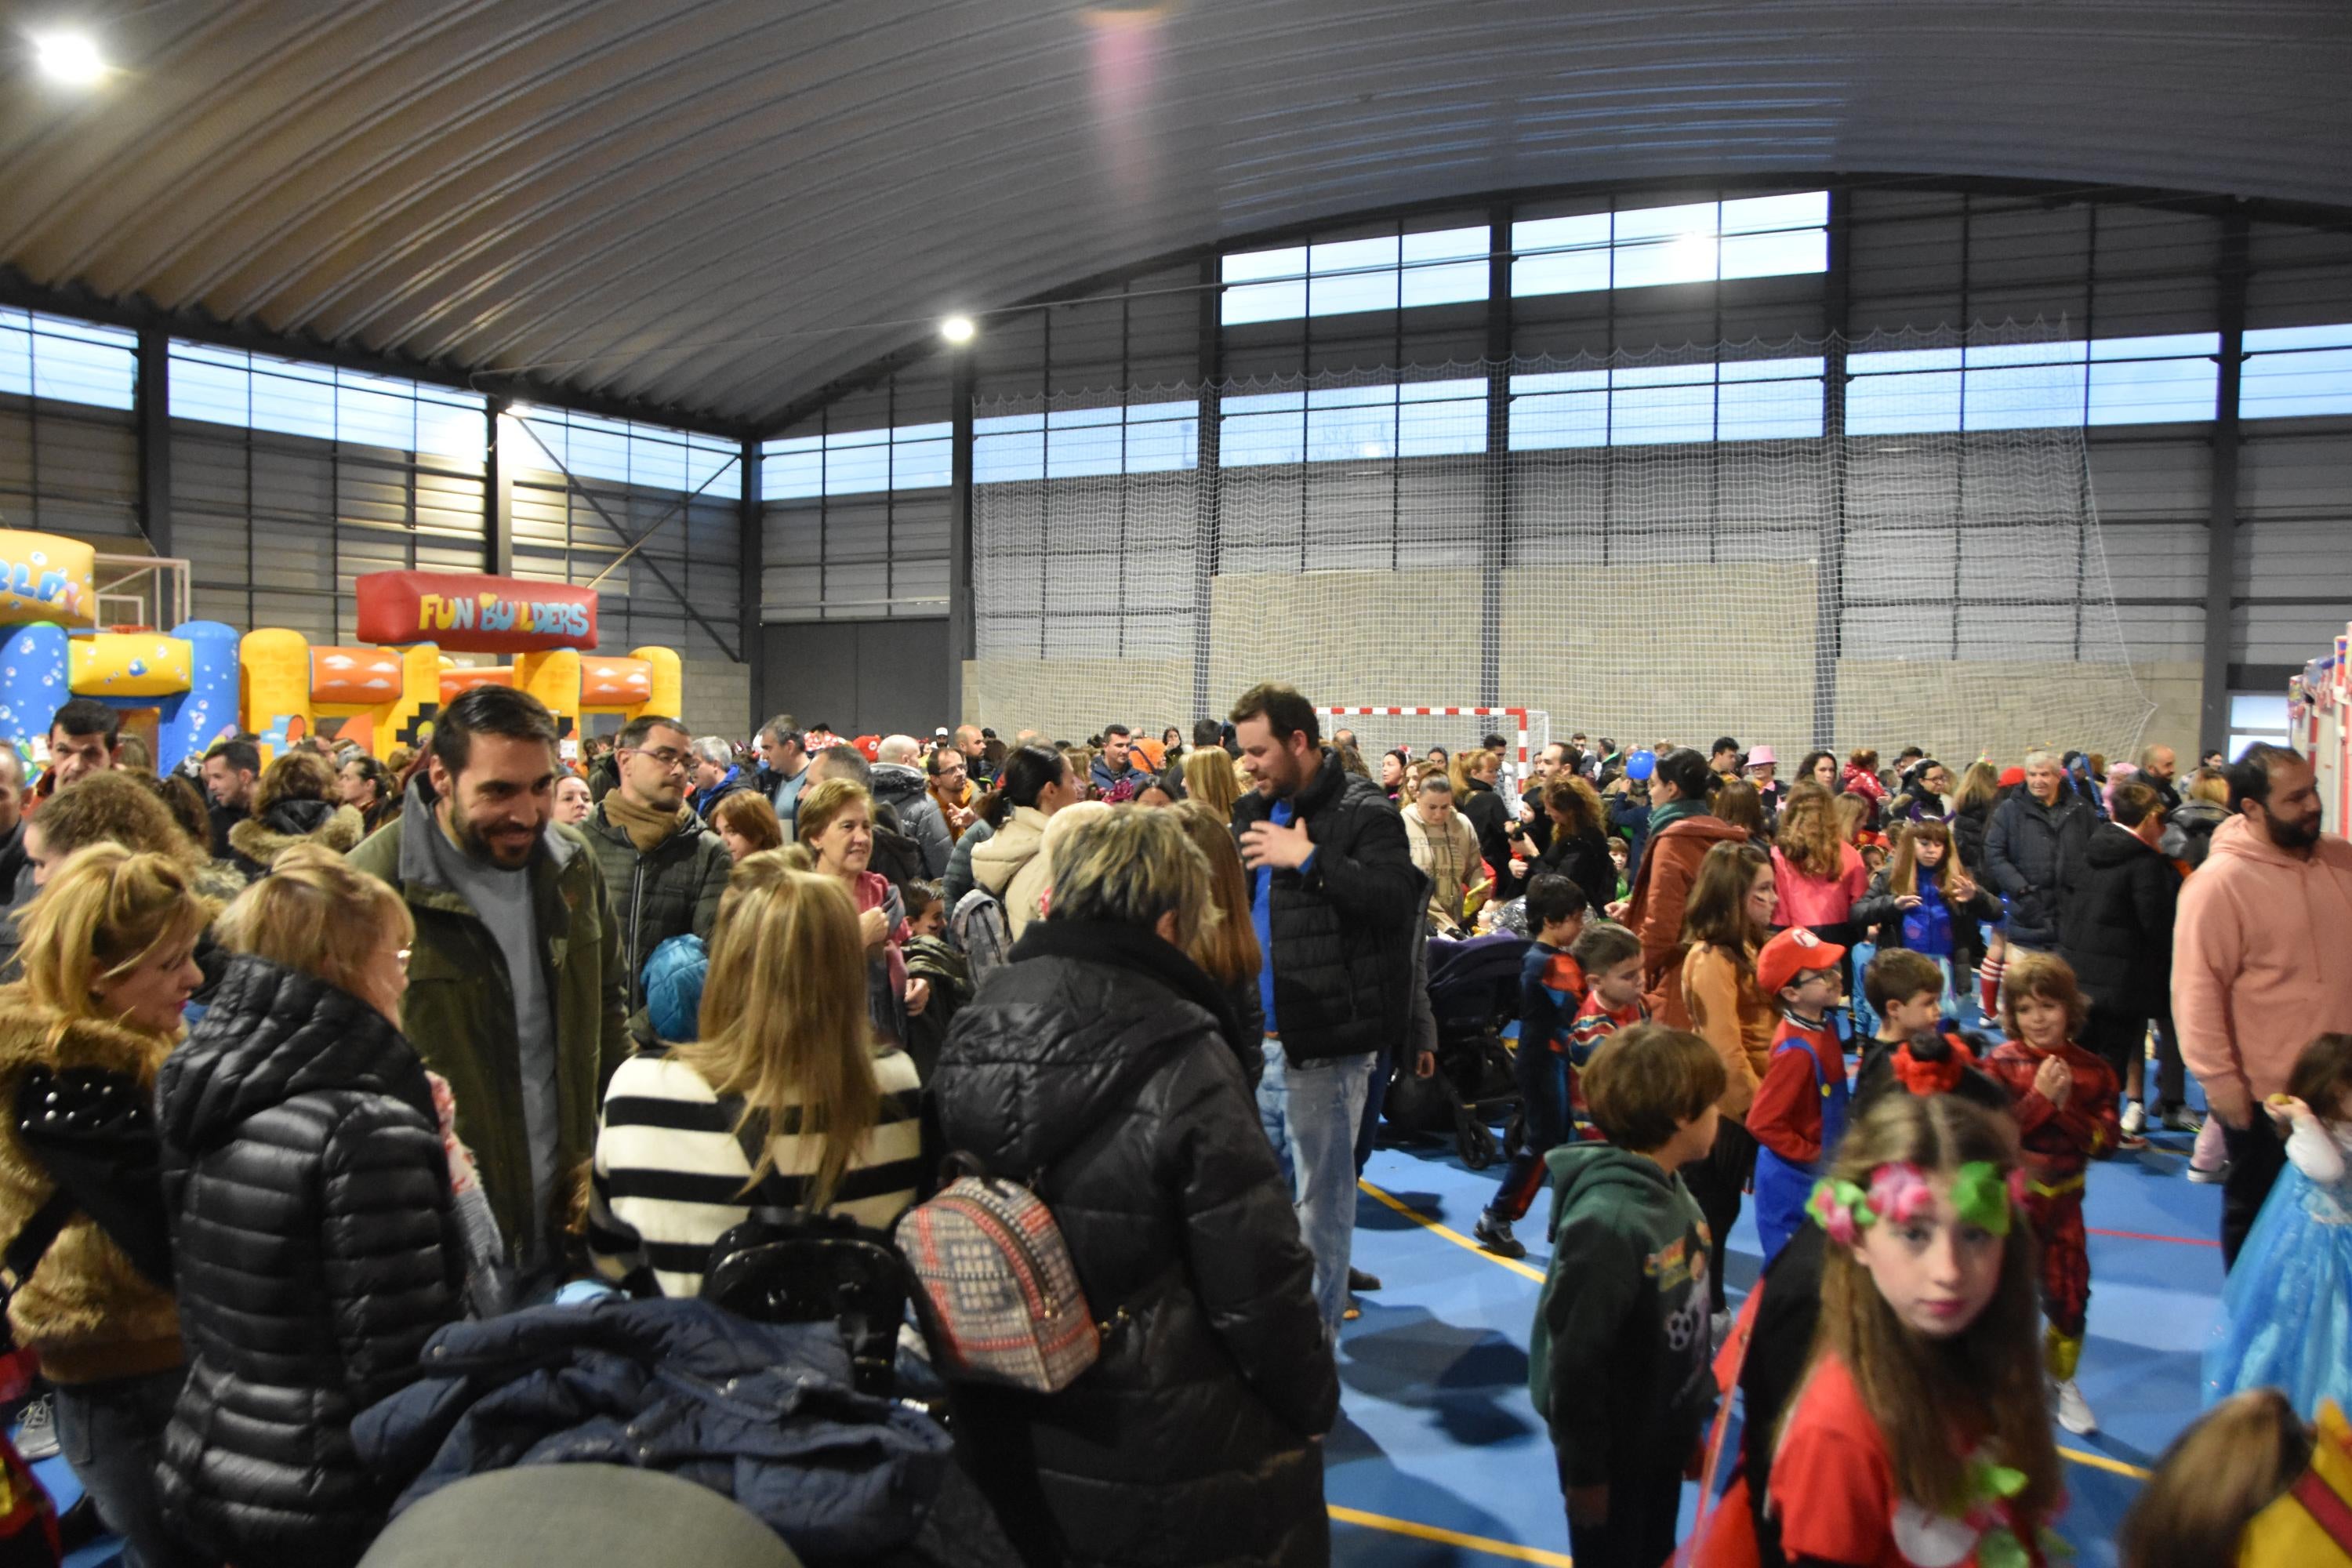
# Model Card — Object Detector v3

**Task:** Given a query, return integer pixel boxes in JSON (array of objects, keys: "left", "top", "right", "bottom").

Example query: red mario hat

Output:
[
  {"left": 1998, "top": 764, "right": 2027, "bottom": 789},
  {"left": 1758, "top": 926, "right": 1847, "bottom": 996}
]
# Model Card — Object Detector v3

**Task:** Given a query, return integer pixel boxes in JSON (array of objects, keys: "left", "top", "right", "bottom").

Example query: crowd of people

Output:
[{"left": 0, "top": 684, "right": 2340, "bottom": 1568}]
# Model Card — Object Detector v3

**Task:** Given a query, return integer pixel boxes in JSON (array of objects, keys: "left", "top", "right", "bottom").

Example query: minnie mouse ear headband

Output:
[{"left": 1808, "top": 1161, "right": 2027, "bottom": 1247}]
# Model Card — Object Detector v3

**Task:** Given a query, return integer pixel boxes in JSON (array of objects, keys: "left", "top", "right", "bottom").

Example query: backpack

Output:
[
  {"left": 949, "top": 889, "right": 1012, "bottom": 983},
  {"left": 895, "top": 1167, "right": 1100, "bottom": 1393},
  {"left": 867, "top": 804, "right": 926, "bottom": 902}
]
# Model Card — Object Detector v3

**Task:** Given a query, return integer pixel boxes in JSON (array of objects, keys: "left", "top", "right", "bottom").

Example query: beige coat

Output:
[
  {"left": 1402, "top": 803, "right": 1483, "bottom": 933},
  {"left": 970, "top": 804, "right": 1051, "bottom": 938}
]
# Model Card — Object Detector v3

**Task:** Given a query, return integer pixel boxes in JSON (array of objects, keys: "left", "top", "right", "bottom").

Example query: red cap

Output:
[
  {"left": 854, "top": 734, "right": 881, "bottom": 761},
  {"left": 1998, "top": 765, "right": 2026, "bottom": 788},
  {"left": 1758, "top": 926, "right": 1847, "bottom": 996}
]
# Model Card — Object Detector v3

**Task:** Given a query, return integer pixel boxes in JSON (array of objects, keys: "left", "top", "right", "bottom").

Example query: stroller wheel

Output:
[{"left": 1459, "top": 1119, "right": 1499, "bottom": 1171}]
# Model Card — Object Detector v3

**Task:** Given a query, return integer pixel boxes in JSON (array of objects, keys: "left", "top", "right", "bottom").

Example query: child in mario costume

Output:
[{"left": 1746, "top": 926, "right": 1851, "bottom": 1267}]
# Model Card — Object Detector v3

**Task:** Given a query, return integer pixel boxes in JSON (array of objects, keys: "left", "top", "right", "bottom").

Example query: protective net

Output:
[{"left": 969, "top": 325, "right": 2154, "bottom": 768}]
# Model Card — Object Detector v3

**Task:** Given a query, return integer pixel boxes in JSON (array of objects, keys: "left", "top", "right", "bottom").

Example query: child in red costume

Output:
[
  {"left": 1981, "top": 950, "right": 2119, "bottom": 1438},
  {"left": 1748, "top": 927, "right": 1850, "bottom": 1267}
]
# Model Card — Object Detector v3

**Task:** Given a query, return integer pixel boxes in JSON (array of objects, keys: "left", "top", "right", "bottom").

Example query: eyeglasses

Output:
[
  {"left": 626, "top": 746, "right": 689, "bottom": 772},
  {"left": 396, "top": 947, "right": 412, "bottom": 970}
]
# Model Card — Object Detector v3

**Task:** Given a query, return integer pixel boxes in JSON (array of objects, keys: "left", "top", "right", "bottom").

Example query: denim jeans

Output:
[
  {"left": 1258, "top": 1040, "right": 1375, "bottom": 1336},
  {"left": 54, "top": 1367, "right": 215, "bottom": 1568}
]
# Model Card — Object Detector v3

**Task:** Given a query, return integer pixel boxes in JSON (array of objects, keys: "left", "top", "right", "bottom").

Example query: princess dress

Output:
[{"left": 2205, "top": 1108, "right": 2352, "bottom": 1419}]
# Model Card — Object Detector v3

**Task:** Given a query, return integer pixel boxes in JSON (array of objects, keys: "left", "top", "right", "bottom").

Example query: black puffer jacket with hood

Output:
[
  {"left": 1230, "top": 750, "right": 1423, "bottom": 1063},
  {"left": 931, "top": 918, "right": 1338, "bottom": 1568},
  {"left": 155, "top": 953, "right": 463, "bottom": 1568}
]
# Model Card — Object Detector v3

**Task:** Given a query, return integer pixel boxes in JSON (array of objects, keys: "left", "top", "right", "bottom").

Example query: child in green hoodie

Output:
[{"left": 1529, "top": 1022, "right": 1728, "bottom": 1568}]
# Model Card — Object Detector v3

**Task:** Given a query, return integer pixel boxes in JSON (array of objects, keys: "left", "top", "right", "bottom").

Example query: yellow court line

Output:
[
  {"left": 1330, "top": 1504, "right": 1577, "bottom": 1566},
  {"left": 1359, "top": 1178, "right": 1548, "bottom": 1283},
  {"left": 1359, "top": 1180, "right": 2153, "bottom": 1483}
]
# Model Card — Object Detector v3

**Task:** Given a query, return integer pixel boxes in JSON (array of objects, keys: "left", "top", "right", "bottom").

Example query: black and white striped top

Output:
[{"left": 586, "top": 1047, "right": 924, "bottom": 1298}]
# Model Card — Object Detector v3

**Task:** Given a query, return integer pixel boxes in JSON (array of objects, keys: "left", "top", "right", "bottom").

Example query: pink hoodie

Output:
[{"left": 2172, "top": 814, "right": 2352, "bottom": 1127}]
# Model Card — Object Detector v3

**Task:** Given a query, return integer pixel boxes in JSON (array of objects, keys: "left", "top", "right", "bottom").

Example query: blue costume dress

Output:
[
  {"left": 1751, "top": 1017, "right": 1852, "bottom": 1266},
  {"left": 2205, "top": 1112, "right": 2352, "bottom": 1419}
]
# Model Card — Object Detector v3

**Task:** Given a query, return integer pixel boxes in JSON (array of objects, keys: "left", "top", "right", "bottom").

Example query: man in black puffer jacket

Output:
[
  {"left": 933, "top": 808, "right": 1338, "bottom": 1568},
  {"left": 2060, "top": 779, "right": 2187, "bottom": 1127},
  {"left": 1230, "top": 683, "right": 1423, "bottom": 1337},
  {"left": 155, "top": 923, "right": 463, "bottom": 1568}
]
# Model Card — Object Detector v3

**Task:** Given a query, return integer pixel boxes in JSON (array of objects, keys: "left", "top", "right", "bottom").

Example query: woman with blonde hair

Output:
[
  {"left": 934, "top": 808, "right": 1334, "bottom": 1566},
  {"left": 154, "top": 846, "right": 465, "bottom": 1567},
  {"left": 1172, "top": 799, "right": 1265, "bottom": 1083},
  {"left": 1182, "top": 746, "right": 1242, "bottom": 821},
  {"left": 226, "top": 750, "right": 365, "bottom": 877},
  {"left": 590, "top": 851, "right": 924, "bottom": 1298},
  {"left": 0, "top": 845, "right": 212, "bottom": 1568},
  {"left": 797, "top": 777, "right": 926, "bottom": 1045}
]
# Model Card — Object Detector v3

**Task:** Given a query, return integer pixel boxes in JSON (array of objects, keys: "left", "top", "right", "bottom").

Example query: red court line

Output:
[{"left": 2088, "top": 1226, "right": 2220, "bottom": 1247}]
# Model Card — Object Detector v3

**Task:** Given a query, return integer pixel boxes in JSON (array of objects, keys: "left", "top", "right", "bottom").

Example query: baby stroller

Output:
[{"left": 1383, "top": 932, "right": 1530, "bottom": 1169}]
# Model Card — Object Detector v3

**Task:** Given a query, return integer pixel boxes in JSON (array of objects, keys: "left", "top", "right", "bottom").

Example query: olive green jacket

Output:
[{"left": 347, "top": 788, "right": 630, "bottom": 1264}]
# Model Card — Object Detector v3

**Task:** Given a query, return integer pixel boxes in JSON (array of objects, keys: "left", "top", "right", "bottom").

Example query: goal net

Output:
[{"left": 967, "top": 325, "right": 2153, "bottom": 770}]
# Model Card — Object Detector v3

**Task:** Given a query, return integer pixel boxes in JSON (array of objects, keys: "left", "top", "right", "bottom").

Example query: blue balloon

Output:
[{"left": 1626, "top": 749, "right": 1657, "bottom": 781}]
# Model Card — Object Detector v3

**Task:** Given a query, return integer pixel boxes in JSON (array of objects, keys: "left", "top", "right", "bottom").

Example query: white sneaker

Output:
[
  {"left": 2053, "top": 1378, "right": 2097, "bottom": 1435},
  {"left": 2187, "top": 1160, "right": 2229, "bottom": 1185},
  {"left": 12, "top": 1394, "right": 55, "bottom": 1461},
  {"left": 2120, "top": 1101, "right": 2146, "bottom": 1136}
]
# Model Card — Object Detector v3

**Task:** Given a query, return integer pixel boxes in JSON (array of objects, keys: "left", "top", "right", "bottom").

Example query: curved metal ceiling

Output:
[{"left": 2, "top": 1, "right": 2344, "bottom": 432}]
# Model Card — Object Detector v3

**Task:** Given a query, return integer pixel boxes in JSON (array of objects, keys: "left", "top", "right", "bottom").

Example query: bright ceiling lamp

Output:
[
  {"left": 31, "top": 29, "right": 106, "bottom": 86},
  {"left": 940, "top": 315, "right": 976, "bottom": 345}
]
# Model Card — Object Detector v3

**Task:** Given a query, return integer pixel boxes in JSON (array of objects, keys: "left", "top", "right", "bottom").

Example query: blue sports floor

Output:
[
  {"left": 25, "top": 1083, "right": 2222, "bottom": 1567},
  {"left": 1328, "top": 1110, "right": 2223, "bottom": 1566}
]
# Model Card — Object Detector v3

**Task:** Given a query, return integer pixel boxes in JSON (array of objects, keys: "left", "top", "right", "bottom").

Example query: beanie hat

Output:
[{"left": 641, "top": 934, "right": 709, "bottom": 1043}]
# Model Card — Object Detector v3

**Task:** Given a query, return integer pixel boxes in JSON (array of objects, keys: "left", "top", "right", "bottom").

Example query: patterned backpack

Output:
[{"left": 895, "top": 1170, "right": 1098, "bottom": 1392}]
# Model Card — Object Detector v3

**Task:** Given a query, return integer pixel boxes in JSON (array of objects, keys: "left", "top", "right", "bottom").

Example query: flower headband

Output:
[{"left": 1808, "top": 1160, "right": 2027, "bottom": 1245}]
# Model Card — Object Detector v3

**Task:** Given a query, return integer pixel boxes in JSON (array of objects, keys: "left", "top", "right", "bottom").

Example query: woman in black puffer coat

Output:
[
  {"left": 931, "top": 808, "right": 1338, "bottom": 1568},
  {"left": 155, "top": 847, "right": 463, "bottom": 1568}
]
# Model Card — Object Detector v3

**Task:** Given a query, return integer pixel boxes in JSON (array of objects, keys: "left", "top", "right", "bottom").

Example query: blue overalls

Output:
[{"left": 1752, "top": 1024, "right": 1853, "bottom": 1265}]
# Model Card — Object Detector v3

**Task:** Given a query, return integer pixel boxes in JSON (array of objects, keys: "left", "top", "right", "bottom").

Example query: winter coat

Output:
[
  {"left": 1981, "top": 789, "right": 2089, "bottom": 950},
  {"left": 2060, "top": 822, "right": 2181, "bottom": 1024},
  {"left": 347, "top": 782, "right": 631, "bottom": 1264},
  {"left": 1529, "top": 1142, "right": 1715, "bottom": 1485},
  {"left": 970, "top": 806, "right": 1049, "bottom": 938},
  {"left": 932, "top": 919, "right": 1338, "bottom": 1568},
  {"left": 227, "top": 797, "right": 366, "bottom": 877},
  {"left": 155, "top": 956, "right": 463, "bottom": 1568},
  {"left": 1232, "top": 751, "right": 1424, "bottom": 1063},
  {"left": 1953, "top": 798, "right": 1993, "bottom": 879},
  {"left": 350, "top": 1298, "right": 1012, "bottom": 1568},
  {"left": 1533, "top": 825, "right": 1616, "bottom": 921},
  {"left": 1849, "top": 865, "right": 2002, "bottom": 971},
  {"left": 1401, "top": 804, "right": 1483, "bottom": 933},
  {"left": 871, "top": 763, "right": 952, "bottom": 878},
  {"left": 0, "top": 987, "right": 182, "bottom": 1384},
  {"left": 1608, "top": 786, "right": 1652, "bottom": 874},
  {"left": 942, "top": 817, "right": 992, "bottom": 910},
  {"left": 580, "top": 799, "right": 731, "bottom": 1010},
  {"left": 1623, "top": 813, "right": 1750, "bottom": 1029},
  {"left": 2159, "top": 799, "right": 2229, "bottom": 869},
  {"left": 2172, "top": 815, "right": 2352, "bottom": 1128},
  {"left": 691, "top": 768, "right": 757, "bottom": 826},
  {"left": 1460, "top": 778, "right": 1515, "bottom": 896}
]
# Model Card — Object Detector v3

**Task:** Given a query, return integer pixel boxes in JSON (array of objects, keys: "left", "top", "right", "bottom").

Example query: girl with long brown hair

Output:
[
  {"left": 1678, "top": 838, "right": 1778, "bottom": 1318},
  {"left": 1770, "top": 780, "right": 1868, "bottom": 943},
  {"left": 1769, "top": 1094, "right": 2063, "bottom": 1566},
  {"left": 1849, "top": 819, "right": 2001, "bottom": 1022},
  {"left": 1172, "top": 800, "right": 1266, "bottom": 1085}
]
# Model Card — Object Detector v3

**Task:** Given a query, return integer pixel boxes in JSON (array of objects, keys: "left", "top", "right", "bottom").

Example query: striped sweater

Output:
[{"left": 587, "top": 1047, "right": 925, "bottom": 1298}]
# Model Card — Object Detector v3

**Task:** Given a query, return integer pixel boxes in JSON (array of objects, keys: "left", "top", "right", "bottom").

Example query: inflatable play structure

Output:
[
  {"left": 2293, "top": 620, "right": 2350, "bottom": 836},
  {"left": 0, "top": 530, "right": 681, "bottom": 768}
]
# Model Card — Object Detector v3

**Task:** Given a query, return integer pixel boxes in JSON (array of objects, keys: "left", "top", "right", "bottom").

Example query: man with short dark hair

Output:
[
  {"left": 1708, "top": 737, "right": 1742, "bottom": 778},
  {"left": 1091, "top": 723, "right": 1143, "bottom": 802},
  {"left": 755, "top": 714, "right": 811, "bottom": 829},
  {"left": 2137, "top": 743, "right": 2181, "bottom": 813},
  {"left": 348, "top": 686, "right": 627, "bottom": 1294},
  {"left": 34, "top": 697, "right": 120, "bottom": 811},
  {"left": 1230, "top": 682, "right": 1421, "bottom": 1335},
  {"left": 2174, "top": 743, "right": 2352, "bottom": 1265},
  {"left": 582, "top": 714, "right": 731, "bottom": 1009},
  {"left": 1333, "top": 728, "right": 1358, "bottom": 754},
  {"left": 200, "top": 736, "right": 262, "bottom": 858}
]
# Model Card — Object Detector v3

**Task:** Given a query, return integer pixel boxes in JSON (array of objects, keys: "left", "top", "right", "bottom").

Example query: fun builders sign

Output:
[{"left": 354, "top": 572, "right": 600, "bottom": 654}]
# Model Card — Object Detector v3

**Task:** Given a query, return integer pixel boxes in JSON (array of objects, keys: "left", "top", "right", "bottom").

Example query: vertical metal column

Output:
[
  {"left": 1480, "top": 204, "right": 1512, "bottom": 707},
  {"left": 135, "top": 328, "right": 172, "bottom": 557},
  {"left": 2200, "top": 211, "right": 2250, "bottom": 757},
  {"left": 1813, "top": 186, "right": 1853, "bottom": 750},
  {"left": 1192, "top": 256, "right": 1221, "bottom": 723},
  {"left": 484, "top": 397, "right": 515, "bottom": 577},
  {"left": 946, "top": 347, "right": 976, "bottom": 724},
  {"left": 739, "top": 441, "right": 766, "bottom": 728}
]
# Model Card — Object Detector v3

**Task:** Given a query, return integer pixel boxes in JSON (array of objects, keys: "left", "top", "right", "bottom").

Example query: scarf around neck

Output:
[{"left": 601, "top": 790, "right": 690, "bottom": 853}]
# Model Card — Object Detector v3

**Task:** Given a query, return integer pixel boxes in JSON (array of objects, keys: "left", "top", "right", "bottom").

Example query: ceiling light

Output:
[
  {"left": 940, "top": 315, "right": 975, "bottom": 345},
  {"left": 31, "top": 30, "right": 105, "bottom": 86}
]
